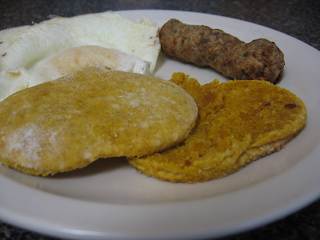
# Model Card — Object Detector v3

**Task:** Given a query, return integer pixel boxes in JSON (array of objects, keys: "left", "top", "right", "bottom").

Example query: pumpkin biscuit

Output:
[
  {"left": 128, "top": 73, "right": 307, "bottom": 183},
  {"left": 0, "top": 67, "right": 198, "bottom": 176}
]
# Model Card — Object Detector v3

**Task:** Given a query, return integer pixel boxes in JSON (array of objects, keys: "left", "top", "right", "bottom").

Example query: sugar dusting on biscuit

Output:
[
  {"left": 2, "top": 124, "right": 59, "bottom": 169},
  {"left": 3, "top": 125, "right": 42, "bottom": 162}
]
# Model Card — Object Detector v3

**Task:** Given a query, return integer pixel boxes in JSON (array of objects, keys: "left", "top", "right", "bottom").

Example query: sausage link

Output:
[{"left": 159, "top": 19, "right": 285, "bottom": 83}]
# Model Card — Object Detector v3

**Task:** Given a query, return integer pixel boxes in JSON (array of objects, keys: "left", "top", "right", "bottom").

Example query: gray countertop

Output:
[{"left": 1, "top": 1, "right": 320, "bottom": 239}]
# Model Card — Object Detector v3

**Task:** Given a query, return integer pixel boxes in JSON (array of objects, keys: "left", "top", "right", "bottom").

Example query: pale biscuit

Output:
[
  {"left": 128, "top": 73, "right": 307, "bottom": 183},
  {"left": 0, "top": 67, "right": 198, "bottom": 176}
]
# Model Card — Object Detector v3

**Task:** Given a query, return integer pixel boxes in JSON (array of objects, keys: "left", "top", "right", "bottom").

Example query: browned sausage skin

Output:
[{"left": 159, "top": 19, "right": 285, "bottom": 83}]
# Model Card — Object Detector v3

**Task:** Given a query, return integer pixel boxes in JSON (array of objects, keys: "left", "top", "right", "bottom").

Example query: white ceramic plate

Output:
[{"left": 0, "top": 10, "right": 320, "bottom": 240}]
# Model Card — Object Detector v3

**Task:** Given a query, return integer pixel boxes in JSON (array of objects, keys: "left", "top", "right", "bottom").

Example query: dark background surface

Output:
[{"left": 1, "top": 1, "right": 320, "bottom": 239}]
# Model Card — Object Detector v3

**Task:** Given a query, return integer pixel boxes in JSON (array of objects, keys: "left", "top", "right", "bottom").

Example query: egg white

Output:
[{"left": 0, "top": 11, "right": 160, "bottom": 101}]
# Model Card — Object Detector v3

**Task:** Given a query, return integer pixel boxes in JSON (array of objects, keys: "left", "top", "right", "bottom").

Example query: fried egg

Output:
[
  {"left": 0, "top": 11, "right": 160, "bottom": 100},
  {"left": 28, "top": 45, "right": 150, "bottom": 87}
]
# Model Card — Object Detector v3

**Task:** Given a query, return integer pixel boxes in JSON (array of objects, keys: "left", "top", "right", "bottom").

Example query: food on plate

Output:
[
  {"left": 28, "top": 45, "right": 150, "bottom": 87},
  {"left": 0, "top": 67, "right": 198, "bottom": 176},
  {"left": 128, "top": 72, "right": 307, "bottom": 183},
  {"left": 0, "top": 11, "right": 160, "bottom": 100},
  {"left": 159, "top": 19, "right": 285, "bottom": 83}
]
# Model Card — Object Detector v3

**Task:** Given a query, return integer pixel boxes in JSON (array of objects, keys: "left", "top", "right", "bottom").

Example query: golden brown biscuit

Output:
[
  {"left": 0, "top": 67, "right": 198, "bottom": 176},
  {"left": 128, "top": 73, "right": 307, "bottom": 183}
]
